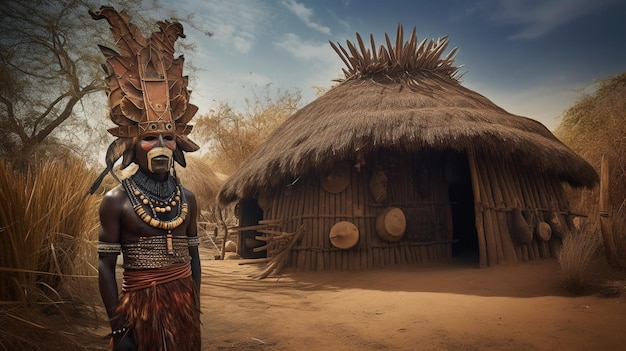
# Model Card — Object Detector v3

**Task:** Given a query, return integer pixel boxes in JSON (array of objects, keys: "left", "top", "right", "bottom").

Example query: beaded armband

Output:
[
  {"left": 97, "top": 241, "right": 121, "bottom": 255},
  {"left": 188, "top": 236, "right": 200, "bottom": 247}
]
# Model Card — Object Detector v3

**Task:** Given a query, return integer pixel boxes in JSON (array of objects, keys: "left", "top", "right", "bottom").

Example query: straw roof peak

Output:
[{"left": 330, "top": 24, "right": 463, "bottom": 83}]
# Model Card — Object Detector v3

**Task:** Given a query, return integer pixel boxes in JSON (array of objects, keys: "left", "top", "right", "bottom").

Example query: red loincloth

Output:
[{"left": 113, "top": 263, "right": 201, "bottom": 351}]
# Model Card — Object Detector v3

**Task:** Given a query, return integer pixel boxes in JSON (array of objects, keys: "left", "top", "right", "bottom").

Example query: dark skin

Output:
[{"left": 98, "top": 132, "right": 200, "bottom": 351}]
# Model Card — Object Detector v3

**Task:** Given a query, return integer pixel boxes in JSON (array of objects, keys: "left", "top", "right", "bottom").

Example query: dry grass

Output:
[
  {"left": 0, "top": 158, "right": 102, "bottom": 350},
  {"left": 558, "top": 219, "right": 626, "bottom": 296},
  {"left": 611, "top": 207, "right": 626, "bottom": 256},
  {"left": 558, "top": 221, "right": 601, "bottom": 293}
]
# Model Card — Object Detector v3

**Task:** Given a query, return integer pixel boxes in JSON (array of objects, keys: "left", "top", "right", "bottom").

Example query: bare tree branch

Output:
[{"left": 0, "top": 0, "right": 211, "bottom": 165}]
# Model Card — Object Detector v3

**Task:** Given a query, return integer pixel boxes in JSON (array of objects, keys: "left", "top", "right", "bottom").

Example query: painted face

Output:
[{"left": 135, "top": 132, "right": 177, "bottom": 174}]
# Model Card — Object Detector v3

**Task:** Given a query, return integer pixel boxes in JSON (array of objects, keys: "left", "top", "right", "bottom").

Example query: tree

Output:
[
  {"left": 555, "top": 72, "right": 626, "bottom": 266},
  {"left": 555, "top": 72, "right": 626, "bottom": 211},
  {"left": 0, "top": 0, "right": 210, "bottom": 169},
  {"left": 0, "top": 0, "right": 97, "bottom": 166},
  {"left": 194, "top": 86, "right": 302, "bottom": 174}
]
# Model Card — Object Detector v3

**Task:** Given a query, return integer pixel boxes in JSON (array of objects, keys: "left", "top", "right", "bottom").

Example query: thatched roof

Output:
[{"left": 218, "top": 26, "right": 598, "bottom": 205}]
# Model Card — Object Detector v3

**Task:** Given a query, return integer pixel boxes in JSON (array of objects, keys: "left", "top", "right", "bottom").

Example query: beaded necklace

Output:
[{"left": 122, "top": 172, "right": 188, "bottom": 231}]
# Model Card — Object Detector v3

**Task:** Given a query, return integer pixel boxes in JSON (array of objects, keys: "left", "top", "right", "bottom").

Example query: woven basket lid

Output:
[
  {"left": 329, "top": 221, "right": 359, "bottom": 249},
  {"left": 321, "top": 162, "right": 350, "bottom": 193},
  {"left": 376, "top": 207, "right": 406, "bottom": 242}
]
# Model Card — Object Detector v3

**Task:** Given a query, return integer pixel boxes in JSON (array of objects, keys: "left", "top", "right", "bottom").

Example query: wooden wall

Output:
[
  {"left": 257, "top": 150, "right": 454, "bottom": 270},
  {"left": 468, "top": 147, "right": 574, "bottom": 267},
  {"left": 247, "top": 147, "right": 575, "bottom": 270}
]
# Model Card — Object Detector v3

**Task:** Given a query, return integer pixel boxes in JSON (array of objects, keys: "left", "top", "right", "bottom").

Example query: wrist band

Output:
[{"left": 107, "top": 327, "right": 129, "bottom": 338}]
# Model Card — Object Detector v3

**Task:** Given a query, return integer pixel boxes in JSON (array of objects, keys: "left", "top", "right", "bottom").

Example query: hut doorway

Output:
[
  {"left": 236, "top": 198, "right": 266, "bottom": 259},
  {"left": 448, "top": 151, "right": 478, "bottom": 262}
]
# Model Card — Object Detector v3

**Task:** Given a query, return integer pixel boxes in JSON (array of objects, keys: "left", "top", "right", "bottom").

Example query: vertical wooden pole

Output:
[
  {"left": 467, "top": 147, "right": 488, "bottom": 267},
  {"left": 600, "top": 155, "right": 610, "bottom": 213},
  {"left": 487, "top": 152, "right": 518, "bottom": 262},
  {"left": 477, "top": 152, "right": 504, "bottom": 262},
  {"left": 474, "top": 149, "right": 500, "bottom": 265},
  {"left": 509, "top": 158, "right": 536, "bottom": 261},
  {"left": 521, "top": 167, "right": 542, "bottom": 260},
  {"left": 533, "top": 171, "right": 552, "bottom": 257},
  {"left": 599, "top": 155, "right": 623, "bottom": 267}
]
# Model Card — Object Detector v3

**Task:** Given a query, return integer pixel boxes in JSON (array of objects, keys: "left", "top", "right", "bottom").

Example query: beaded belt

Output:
[{"left": 122, "top": 235, "right": 193, "bottom": 269}]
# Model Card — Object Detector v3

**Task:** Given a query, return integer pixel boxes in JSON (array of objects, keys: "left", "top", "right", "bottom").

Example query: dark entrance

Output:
[
  {"left": 448, "top": 151, "right": 478, "bottom": 262},
  {"left": 236, "top": 198, "right": 266, "bottom": 259}
]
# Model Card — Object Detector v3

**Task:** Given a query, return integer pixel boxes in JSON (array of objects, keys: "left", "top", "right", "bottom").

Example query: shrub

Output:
[{"left": 558, "top": 220, "right": 600, "bottom": 293}]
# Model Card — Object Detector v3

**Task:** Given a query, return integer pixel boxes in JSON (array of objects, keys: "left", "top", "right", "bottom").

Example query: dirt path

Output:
[{"left": 201, "top": 257, "right": 626, "bottom": 351}]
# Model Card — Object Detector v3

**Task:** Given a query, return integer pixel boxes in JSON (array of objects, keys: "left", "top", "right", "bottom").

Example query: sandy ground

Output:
[
  {"left": 59, "top": 248, "right": 626, "bottom": 351},
  {"left": 200, "top": 253, "right": 626, "bottom": 351}
]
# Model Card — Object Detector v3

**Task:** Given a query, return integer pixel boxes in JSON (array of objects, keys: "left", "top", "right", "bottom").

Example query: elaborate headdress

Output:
[{"left": 88, "top": 6, "right": 199, "bottom": 192}]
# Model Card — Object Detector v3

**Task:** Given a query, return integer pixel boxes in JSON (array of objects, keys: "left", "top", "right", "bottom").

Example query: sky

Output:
[{"left": 166, "top": 0, "right": 626, "bottom": 131}]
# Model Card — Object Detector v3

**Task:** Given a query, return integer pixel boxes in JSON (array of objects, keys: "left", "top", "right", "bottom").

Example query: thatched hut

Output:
[{"left": 217, "top": 26, "right": 598, "bottom": 270}]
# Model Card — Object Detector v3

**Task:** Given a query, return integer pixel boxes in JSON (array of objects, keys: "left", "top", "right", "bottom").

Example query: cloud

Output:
[
  {"left": 274, "top": 33, "right": 344, "bottom": 99},
  {"left": 188, "top": 0, "right": 271, "bottom": 53},
  {"left": 460, "top": 0, "right": 619, "bottom": 39},
  {"left": 191, "top": 68, "right": 274, "bottom": 111},
  {"left": 281, "top": 0, "right": 331, "bottom": 34},
  {"left": 275, "top": 33, "right": 337, "bottom": 63}
]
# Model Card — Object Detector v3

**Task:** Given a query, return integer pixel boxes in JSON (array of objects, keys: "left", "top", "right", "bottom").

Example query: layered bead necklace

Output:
[{"left": 122, "top": 171, "right": 188, "bottom": 231}]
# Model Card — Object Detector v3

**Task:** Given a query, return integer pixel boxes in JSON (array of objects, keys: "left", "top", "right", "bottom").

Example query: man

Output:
[
  {"left": 98, "top": 131, "right": 201, "bottom": 351},
  {"left": 89, "top": 6, "right": 202, "bottom": 351}
]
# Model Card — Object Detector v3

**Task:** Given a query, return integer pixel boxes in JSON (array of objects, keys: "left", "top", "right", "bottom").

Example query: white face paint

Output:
[
  {"left": 146, "top": 146, "right": 173, "bottom": 173},
  {"left": 136, "top": 132, "right": 177, "bottom": 174}
]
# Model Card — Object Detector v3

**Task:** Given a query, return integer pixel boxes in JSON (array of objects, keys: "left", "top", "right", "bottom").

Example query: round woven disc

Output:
[
  {"left": 321, "top": 162, "right": 350, "bottom": 193},
  {"left": 329, "top": 221, "right": 359, "bottom": 249}
]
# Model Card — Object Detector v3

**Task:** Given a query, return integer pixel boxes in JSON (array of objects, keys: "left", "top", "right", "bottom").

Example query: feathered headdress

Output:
[{"left": 88, "top": 6, "right": 199, "bottom": 193}]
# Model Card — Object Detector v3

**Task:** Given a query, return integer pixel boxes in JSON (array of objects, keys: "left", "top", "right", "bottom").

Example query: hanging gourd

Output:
[
  {"left": 509, "top": 208, "right": 533, "bottom": 244},
  {"left": 376, "top": 207, "right": 406, "bottom": 242},
  {"left": 369, "top": 168, "right": 388, "bottom": 203},
  {"left": 535, "top": 221, "right": 552, "bottom": 241}
]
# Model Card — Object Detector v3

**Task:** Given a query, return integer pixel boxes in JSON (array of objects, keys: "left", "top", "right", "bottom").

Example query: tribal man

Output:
[{"left": 89, "top": 7, "right": 202, "bottom": 351}]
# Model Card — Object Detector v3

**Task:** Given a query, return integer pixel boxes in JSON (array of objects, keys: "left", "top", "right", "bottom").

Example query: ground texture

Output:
[
  {"left": 200, "top": 255, "right": 625, "bottom": 351},
  {"left": 48, "top": 250, "right": 626, "bottom": 351}
]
